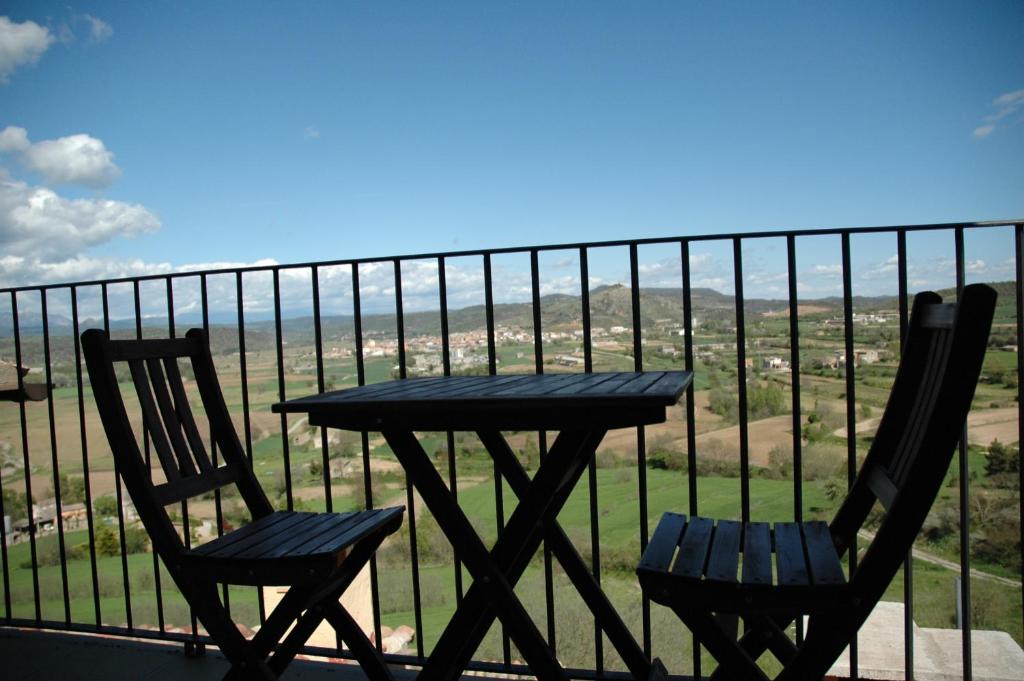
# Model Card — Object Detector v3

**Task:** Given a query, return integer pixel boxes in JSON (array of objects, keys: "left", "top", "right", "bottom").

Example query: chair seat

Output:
[
  {"left": 637, "top": 513, "right": 850, "bottom": 613},
  {"left": 185, "top": 507, "right": 404, "bottom": 585}
]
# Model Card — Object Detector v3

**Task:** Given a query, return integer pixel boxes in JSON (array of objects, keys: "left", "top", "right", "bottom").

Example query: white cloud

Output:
[
  {"left": 83, "top": 15, "right": 113, "bottom": 43},
  {"left": 974, "top": 88, "right": 1024, "bottom": 139},
  {"left": 304, "top": 126, "right": 321, "bottom": 139},
  {"left": 0, "top": 175, "right": 159, "bottom": 262},
  {"left": 0, "top": 16, "right": 53, "bottom": 84},
  {"left": 0, "top": 126, "right": 122, "bottom": 187}
]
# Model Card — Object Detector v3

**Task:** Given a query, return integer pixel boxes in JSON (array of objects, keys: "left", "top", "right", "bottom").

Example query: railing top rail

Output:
[{"left": 2, "top": 219, "right": 1022, "bottom": 294}]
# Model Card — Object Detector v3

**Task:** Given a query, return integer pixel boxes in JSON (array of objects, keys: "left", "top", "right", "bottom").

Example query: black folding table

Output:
[{"left": 274, "top": 370, "right": 691, "bottom": 681}]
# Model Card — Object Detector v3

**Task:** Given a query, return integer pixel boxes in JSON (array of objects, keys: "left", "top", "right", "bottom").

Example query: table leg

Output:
[
  {"left": 478, "top": 430, "right": 653, "bottom": 680},
  {"left": 382, "top": 429, "right": 596, "bottom": 681},
  {"left": 395, "top": 428, "right": 607, "bottom": 681}
]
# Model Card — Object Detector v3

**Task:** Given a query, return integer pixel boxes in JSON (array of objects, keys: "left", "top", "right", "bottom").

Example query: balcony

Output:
[{"left": 0, "top": 221, "right": 1021, "bottom": 680}]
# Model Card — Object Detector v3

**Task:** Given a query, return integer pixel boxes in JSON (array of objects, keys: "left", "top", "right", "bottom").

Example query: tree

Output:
[
  {"left": 96, "top": 525, "right": 121, "bottom": 557},
  {"left": 985, "top": 439, "right": 1019, "bottom": 479},
  {"left": 93, "top": 495, "right": 119, "bottom": 517},
  {"left": 2, "top": 487, "right": 31, "bottom": 522}
]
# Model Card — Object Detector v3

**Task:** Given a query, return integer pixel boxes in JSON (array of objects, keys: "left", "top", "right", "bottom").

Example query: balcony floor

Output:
[{"left": 0, "top": 628, "right": 432, "bottom": 681}]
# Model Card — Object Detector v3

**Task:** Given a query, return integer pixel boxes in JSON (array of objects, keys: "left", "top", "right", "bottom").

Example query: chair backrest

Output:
[
  {"left": 82, "top": 328, "right": 272, "bottom": 562},
  {"left": 829, "top": 283, "right": 996, "bottom": 597}
]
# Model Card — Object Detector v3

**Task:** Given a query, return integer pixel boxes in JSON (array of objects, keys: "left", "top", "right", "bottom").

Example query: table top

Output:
[{"left": 273, "top": 370, "right": 692, "bottom": 431}]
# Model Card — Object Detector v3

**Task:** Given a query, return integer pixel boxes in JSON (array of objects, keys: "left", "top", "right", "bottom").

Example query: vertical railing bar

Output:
[
  {"left": 235, "top": 271, "right": 265, "bottom": 627},
  {"left": 102, "top": 283, "right": 134, "bottom": 631},
  {"left": 437, "top": 256, "right": 464, "bottom": 606},
  {"left": 41, "top": 290, "right": 72, "bottom": 625},
  {"left": 272, "top": 269, "right": 293, "bottom": 511},
  {"left": 134, "top": 281, "right": 166, "bottom": 634},
  {"left": 840, "top": 233, "right": 858, "bottom": 680},
  {"left": 580, "top": 247, "right": 604, "bottom": 677},
  {"left": 786, "top": 236, "right": 803, "bottom": 523},
  {"left": 311, "top": 267, "right": 333, "bottom": 514},
  {"left": 1015, "top": 224, "right": 1024, "bottom": 640},
  {"left": 897, "top": 230, "right": 913, "bottom": 680},
  {"left": 235, "top": 273, "right": 254, "bottom": 466},
  {"left": 680, "top": 240, "right": 700, "bottom": 679},
  {"left": 352, "top": 264, "right": 384, "bottom": 654},
  {"left": 394, "top": 260, "right": 425, "bottom": 660},
  {"left": 954, "top": 227, "right": 972, "bottom": 681},
  {"left": 732, "top": 238, "right": 751, "bottom": 524},
  {"left": 71, "top": 287, "right": 102, "bottom": 626},
  {"left": 482, "top": 253, "right": 511, "bottom": 667},
  {"left": 629, "top": 243, "right": 652, "bottom": 657},
  {"left": 786, "top": 235, "right": 805, "bottom": 647},
  {"left": 681, "top": 241, "right": 698, "bottom": 516},
  {"left": 11, "top": 291, "right": 42, "bottom": 622},
  {"left": 531, "top": 249, "right": 557, "bottom": 656},
  {"left": 167, "top": 279, "right": 198, "bottom": 640},
  {"left": 0, "top": 293, "right": 9, "bottom": 623},
  {"left": 139, "top": 280, "right": 166, "bottom": 630},
  {"left": 581, "top": 249, "right": 594, "bottom": 373},
  {"left": 200, "top": 275, "right": 230, "bottom": 619},
  {"left": 484, "top": 255, "right": 497, "bottom": 375}
]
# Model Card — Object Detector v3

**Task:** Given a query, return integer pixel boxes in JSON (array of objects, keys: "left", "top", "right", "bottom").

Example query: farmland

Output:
[{"left": 0, "top": 282, "right": 1020, "bottom": 672}]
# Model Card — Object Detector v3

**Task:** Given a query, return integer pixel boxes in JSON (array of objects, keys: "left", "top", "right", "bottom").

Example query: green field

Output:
[{"left": 2, "top": 466, "right": 1019, "bottom": 675}]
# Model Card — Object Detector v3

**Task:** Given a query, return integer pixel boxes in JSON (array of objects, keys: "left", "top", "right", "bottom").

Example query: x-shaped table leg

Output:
[
  {"left": 476, "top": 430, "right": 656, "bottom": 681},
  {"left": 381, "top": 428, "right": 607, "bottom": 681}
]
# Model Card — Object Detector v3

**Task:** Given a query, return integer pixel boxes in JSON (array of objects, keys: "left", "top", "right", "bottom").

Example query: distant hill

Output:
[{"left": 4, "top": 282, "right": 1014, "bottom": 345}]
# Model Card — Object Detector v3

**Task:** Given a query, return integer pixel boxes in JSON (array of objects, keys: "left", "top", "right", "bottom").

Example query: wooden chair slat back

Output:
[
  {"left": 160, "top": 357, "right": 215, "bottom": 474},
  {"left": 830, "top": 284, "right": 995, "bottom": 593},
  {"left": 83, "top": 328, "right": 273, "bottom": 561},
  {"left": 143, "top": 357, "right": 201, "bottom": 478},
  {"left": 127, "top": 358, "right": 184, "bottom": 482}
]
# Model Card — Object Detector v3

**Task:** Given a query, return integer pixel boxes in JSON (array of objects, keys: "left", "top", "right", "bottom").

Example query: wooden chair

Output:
[
  {"left": 82, "top": 328, "right": 403, "bottom": 681},
  {"left": 637, "top": 284, "right": 996, "bottom": 681}
]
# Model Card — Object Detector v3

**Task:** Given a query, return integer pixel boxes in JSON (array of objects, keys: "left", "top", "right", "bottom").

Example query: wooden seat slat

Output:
[
  {"left": 705, "top": 520, "right": 742, "bottom": 583},
  {"left": 638, "top": 512, "right": 687, "bottom": 572},
  {"left": 190, "top": 510, "right": 295, "bottom": 556},
  {"left": 198, "top": 512, "right": 315, "bottom": 559},
  {"left": 309, "top": 507, "right": 405, "bottom": 556},
  {"left": 774, "top": 522, "right": 810, "bottom": 586},
  {"left": 251, "top": 512, "right": 359, "bottom": 559},
  {"left": 802, "top": 521, "right": 846, "bottom": 586},
  {"left": 742, "top": 522, "right": 772, "bottom": 586},
  {"left": 671, "top": 516, "right": 713, "bottom": 579}
]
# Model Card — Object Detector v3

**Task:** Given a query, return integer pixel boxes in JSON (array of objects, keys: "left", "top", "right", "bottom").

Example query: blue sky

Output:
[{"left": 0, "top": 1, "right": 1022, "bottom": 311}]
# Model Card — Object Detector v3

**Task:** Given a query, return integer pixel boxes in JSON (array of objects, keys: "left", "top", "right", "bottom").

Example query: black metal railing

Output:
[{"left": 0, "top": 219, "right": 1022, "bottom": 680}]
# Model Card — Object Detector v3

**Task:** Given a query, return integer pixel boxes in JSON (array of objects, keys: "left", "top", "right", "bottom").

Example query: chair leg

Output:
[
  {"left": 186, "top": 581, "right": 279, "bottom": 681},
  {"left": 774, "top": 613, "right": 862, "bottom": 681},
  {"left": 707, "top": 614, "right": 796, "bottom": 681},
  {"left": 324, "top": 601, "right": 395, "bottom": 681},
  {"left": 671, "top": 605, "right": 770, "bottom": 681}
]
